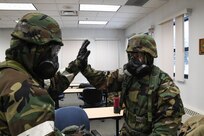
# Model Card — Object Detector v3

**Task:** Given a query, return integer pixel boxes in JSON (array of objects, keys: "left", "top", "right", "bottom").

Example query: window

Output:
[
  {"left": 173, "top": 16, "right": 189, "bottom": 79},
  {"left": 184, "top": 17, "right": 189, "bottom": 79}
]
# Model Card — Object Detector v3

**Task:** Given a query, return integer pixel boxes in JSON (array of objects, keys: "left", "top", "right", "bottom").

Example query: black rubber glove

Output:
[{"left": 77, "top": 40, "right": 91, "bottom": 70}]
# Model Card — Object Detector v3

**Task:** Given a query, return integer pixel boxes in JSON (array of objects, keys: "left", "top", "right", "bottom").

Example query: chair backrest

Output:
[
  {"left": 55, "top": 106, "right": 90, "bottom": 131},
  {"left": 79, "top": 83, "right": 93, "bottom": 88},
  {"left": 82, "top": 87, "right": 103, "bottom": 107}
]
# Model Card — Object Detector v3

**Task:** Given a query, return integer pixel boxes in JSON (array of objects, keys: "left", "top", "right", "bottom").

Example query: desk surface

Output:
[
  {"left": 84, "top": 107, "right": 123, "bottom": 119},
  {"left": 70, "top": 83, "right": 80, "bottom": 87},
  {"left": 63, "top": 88, "right": 83, "bottom": 94}
]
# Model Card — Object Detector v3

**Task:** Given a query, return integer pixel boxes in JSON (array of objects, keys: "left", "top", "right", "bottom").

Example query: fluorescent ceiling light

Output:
[
  {"left": 0, "top": 3, "right": 36, "bottom": 10},
  {"left": 79, "top": 21, "right": 107, "bottom": 25},
  {"left": 80, "top": 4, "right": 120, "bottom": 12}
]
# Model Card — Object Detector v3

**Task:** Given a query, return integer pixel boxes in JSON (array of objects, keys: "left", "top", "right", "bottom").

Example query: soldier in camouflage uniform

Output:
[
  {"left": 74, "top": 35, "right": 185, "bottom": 135},
  {"left": 0, "top": 13, "right": 89, "bottom": 136}
]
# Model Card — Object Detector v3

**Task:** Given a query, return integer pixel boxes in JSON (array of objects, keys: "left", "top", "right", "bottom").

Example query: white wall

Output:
[
  {"left": 61, "top": 28, "right": 127, "bottom": 67},
  {"left": 0, "top": 29, "right": 12, "bottom": 61},
  {"left": 125, "top": 0, "right": 204, "bottom": 114}
]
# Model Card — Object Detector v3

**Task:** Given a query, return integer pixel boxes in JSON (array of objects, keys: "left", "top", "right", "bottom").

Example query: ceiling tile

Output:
[
  {"left": 57, "top": 3, "right": 79, "bottom": 11},
  {"left": 63, "top": 24, "right": 78, "bottom": 28},
  {"left": 118, "top": 5, "right": 154, "bottom": 14},
  {"left": 35, "top": 10, "right": 60, "bottom": 16},
  {"left": 111, "top": 17, "right": 138, "bottom": 22},
  {"left": 79, "top": 0, "right": 103, "bottom": 4},
  {"left": 63, "top": 20, "right": 78, "bottom": 24},
  {"left": 78, "top": 16, "right": 96, "bottom": 21},
  {"left": 105, "top": 22, "right": 127, "bottom": 29},
  {"left": 0, "top": 0, "right": 56, "bottom": 3},
  {"left": 78, "top": 11, "right": 97, "bottom": 17},
  {"left": 61, "top": 16, "right": 78, "bottom": 21},
  {"left": 34, "top": 3, "right": 58, "bottom": 10},
  {"left": 103, "top": 0, "right": 128, "bottom": 5},
  {"left": 118, "top": 6, "right": 142, "bottom": 13},
  {"left": 55, "top": 0, "right": 79, "bottom": 4},
  {"left": 97, "top": 12, "right": 116, "bottom": 17},
  {"left": 0, "top": 11, "right": 30, "bottom": 16},
  {"left": 95, "top": 16, "right": 112, "bottom": 21},
  {"left": 143, "top": 0, "right": 167, "bottom": 8},
  {"left": 0, "top": 0, "right": 169, "bottom": 29},
  {"left": 114, "top": 12, "right": 143, "bottom": 18}
]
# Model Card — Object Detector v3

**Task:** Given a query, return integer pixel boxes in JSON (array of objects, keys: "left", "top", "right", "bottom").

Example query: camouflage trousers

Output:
[{"left": 119, "top": 123, "right": 149, "bottom": 136}]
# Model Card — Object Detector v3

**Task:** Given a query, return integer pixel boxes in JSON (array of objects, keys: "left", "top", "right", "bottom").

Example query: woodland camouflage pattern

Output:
[
  {"left": 126, "top": 35, "right": 158, "bottom": 58},
  {"left": 81, "top": 65, "right": 185, "bottom": 135},
  {"left": 0, "top": 60, "right": 63, "bottom": 136},
  {"left": 0, "top": 61, "right": 83, "bottom": 136},
  {"left": 77, "top": 35, "right": 185, "bottom": 135},
  {"left": 0, "top": 13, "right": 76, "bottom": 136},
  {"left": 11, "top": 12, "right": 63, "bottom": 46}
]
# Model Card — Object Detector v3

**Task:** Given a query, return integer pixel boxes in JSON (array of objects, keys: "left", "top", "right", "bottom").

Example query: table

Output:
[
  {"left": 84, "top": 107, "right": 124, "bottom": 136},
  {"left": 69, "top": 83, "right": 80, "bottom": 88},
  {"left": 63, "top": 88, "right": 83, "bottom": 94}
]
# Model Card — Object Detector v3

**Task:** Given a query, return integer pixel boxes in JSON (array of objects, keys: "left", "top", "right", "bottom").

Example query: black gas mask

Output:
[
  {"left": 124, "top": 52, "right": 153, "bottom": 78},
  {"left": 33, "top": 43, "right": 61, "bottom": 79}
]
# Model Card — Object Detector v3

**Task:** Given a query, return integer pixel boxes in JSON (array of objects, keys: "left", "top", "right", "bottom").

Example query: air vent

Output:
[
  {"left": 184, "top": 107, "right": 200, "bottom": 117},
  {"left": 125, "top": 0, "right": 150, "bottom": 6},
  {"left": 60, "top": 10, "right": 78, "bottom": 16}
]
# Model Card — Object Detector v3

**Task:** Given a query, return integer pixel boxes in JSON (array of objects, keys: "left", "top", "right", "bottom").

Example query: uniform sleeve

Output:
[
  {"left": 1, "top": 77, "right": 64, "bottom": 136},
  {"left": 150, "top": 73, "right": 185, "bottom": 136},
  {"left": 48, "top": 59, "right": 81, "bottom": 95},
  {"left": 82, "top": 64, "right": 124, "bottom": 92}
]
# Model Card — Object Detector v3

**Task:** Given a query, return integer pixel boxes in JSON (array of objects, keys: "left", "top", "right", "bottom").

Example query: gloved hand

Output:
[
  {"left": 77, "top": 40, "right": 91, "bottom": 71},
  {"left": 62, "top": 125, "right": 92, "bottom": 136},
  {"left": 65, "top": 40, "right": 90, "bottom": 74}
]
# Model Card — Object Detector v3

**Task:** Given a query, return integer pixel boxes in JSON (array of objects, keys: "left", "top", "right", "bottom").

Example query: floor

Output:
[{"left": 59, "top": 93, "right": 124, "bottom": 136}]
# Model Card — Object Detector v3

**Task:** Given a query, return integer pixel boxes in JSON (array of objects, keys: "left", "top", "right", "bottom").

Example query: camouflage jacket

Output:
[
  {"left": 0, "top": 60, "right": 76, "bottom": 136},
  {"left": 82, "top": 64, "right": 185, "bottom": 136}
]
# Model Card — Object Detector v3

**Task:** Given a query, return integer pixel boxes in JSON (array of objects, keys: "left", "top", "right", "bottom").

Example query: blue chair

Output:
[{"left": 55, "top": 106, "right": 90, "bottom": 131}]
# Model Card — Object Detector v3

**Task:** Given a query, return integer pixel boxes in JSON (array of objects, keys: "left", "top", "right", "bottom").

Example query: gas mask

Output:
[
  {"left": 124, "top": 52, "right": 153, "bottom": 78},
  {"left": 33, "top": 44, "right": 61, "bottom": 79}
]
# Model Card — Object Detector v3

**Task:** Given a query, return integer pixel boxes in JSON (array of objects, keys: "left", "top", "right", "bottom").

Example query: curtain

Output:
[{"left": 175, "top": 15, "right": 185, "bottom": 81}]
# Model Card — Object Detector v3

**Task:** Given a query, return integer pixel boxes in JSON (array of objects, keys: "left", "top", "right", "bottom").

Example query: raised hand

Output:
[{"left": 77, "top": 40, "right": 91, "bottom": 70}]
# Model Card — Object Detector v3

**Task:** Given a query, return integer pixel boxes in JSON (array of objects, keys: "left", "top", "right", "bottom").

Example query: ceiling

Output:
[{"left": 0, "top": 0, "right": 169, "bottom": 29}]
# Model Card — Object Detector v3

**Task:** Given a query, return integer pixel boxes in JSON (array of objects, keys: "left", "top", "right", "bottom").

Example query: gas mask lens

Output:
[
  {"left": 51, "top": 45, "right": 61, "bottom": 56},
  {"left": 128, "top": 52, "right": 143, "bottom": 62}
]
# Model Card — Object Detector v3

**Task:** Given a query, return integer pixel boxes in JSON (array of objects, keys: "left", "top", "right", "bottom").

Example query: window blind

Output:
[
  {"left": 160, "top": 20, "right": 174, "bottom": 78},
  {"left": 175, "top": 15, "right": 185, "bottom": 81}
]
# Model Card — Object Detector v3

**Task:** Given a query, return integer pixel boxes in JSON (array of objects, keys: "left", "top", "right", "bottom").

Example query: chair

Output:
[
  {"left": 80, "top": 87, "right": 105, "bottom": 108},
  {"left": 78, "top": 83, "right": 94, "bottom": 100},
  {"left": 55, "top": 106, "right": 90, "bottom": 131},
  {"left": 79, "top": 83, "right": 93, "bottom": 88},
  {"left": 55, "top": 106, "right": 102, "bottom": 136},
  {"left": 54, "top": 93, "right": 65, "bottom": 109}
]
